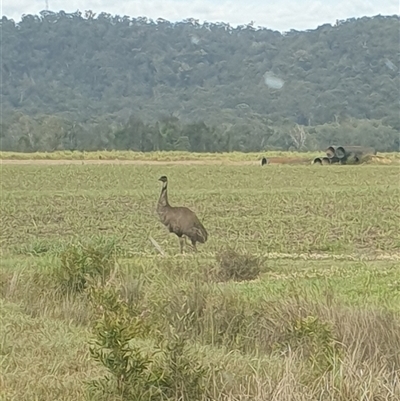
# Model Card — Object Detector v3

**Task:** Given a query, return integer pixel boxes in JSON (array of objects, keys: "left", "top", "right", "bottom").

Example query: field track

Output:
[
  {"left": 128, "top": 250, "right": 400, "bottom": 261},
  {"left": 0, "top": 157, "right": 307, "bottom": 166}
]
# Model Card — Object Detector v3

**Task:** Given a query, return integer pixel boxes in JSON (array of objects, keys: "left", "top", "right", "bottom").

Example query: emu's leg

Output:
[
  {"left": 183, "top": 236, "right": 194, "bottom": 251},
  {"left": 191, "top": 240, "right": 198, "bottom": 253},
  {"left": 179, "top": 237, "right": 185, "bottom": 254}
]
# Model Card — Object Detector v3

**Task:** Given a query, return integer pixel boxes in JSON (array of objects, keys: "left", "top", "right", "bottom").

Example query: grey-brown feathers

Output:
[
  {"left": 158, "top": 206, "right": 208, "bottom": 243},
  {"left": 156, "top": 176, "right": 208, "bottom": 252}
]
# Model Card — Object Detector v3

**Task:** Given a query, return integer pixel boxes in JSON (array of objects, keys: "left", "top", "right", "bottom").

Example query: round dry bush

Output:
[{"left": 215, "top": 247, "right": 262, "bottom": 282}]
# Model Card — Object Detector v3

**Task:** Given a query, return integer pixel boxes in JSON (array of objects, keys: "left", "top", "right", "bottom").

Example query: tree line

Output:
[
  {"left": 1, "top": 11, "right": 399, "bottom": 152},
  {"left": 2, "top": 112, "right": 398, "bottom": 153}
]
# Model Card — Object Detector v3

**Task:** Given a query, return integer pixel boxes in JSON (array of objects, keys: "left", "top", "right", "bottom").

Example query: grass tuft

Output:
[{"left": 216, "top": 247, "right": 263, "bottom": 282}]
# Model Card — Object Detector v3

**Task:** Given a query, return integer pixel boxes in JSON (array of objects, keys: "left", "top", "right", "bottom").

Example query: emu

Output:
[
  {"left": 156, "top": 175, "right": 208, "bottom": 253},
  {"left": 261, "top": 157, "right": 268, "bottom": 166}
]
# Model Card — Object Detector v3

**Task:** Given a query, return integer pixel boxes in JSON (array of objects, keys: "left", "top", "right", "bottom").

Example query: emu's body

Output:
[
  {"left": 157, "top": 176, "right": 208, "bottom": 253},
  {"left": 261, "top": 157, "right": 267, "bottom": 166}
]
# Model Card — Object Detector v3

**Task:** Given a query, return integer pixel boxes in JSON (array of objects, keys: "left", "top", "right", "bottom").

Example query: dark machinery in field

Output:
[{"left": 312, "top": 146, "right": 377, "bottom": 165}]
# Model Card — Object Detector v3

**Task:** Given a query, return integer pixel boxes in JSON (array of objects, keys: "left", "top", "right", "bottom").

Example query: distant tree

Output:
[{"left": 289, "top": 125, "right": 308, "bottom": 150}]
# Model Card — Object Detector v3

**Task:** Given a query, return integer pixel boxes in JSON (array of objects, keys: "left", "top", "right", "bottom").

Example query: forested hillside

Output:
[{"left": 1, "top": 11, "right": 399, "bottom": 152}]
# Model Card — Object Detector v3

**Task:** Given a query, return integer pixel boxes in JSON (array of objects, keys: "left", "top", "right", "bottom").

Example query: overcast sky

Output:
[{"left": 1, "top": 0, "right": 399, "bottom": 32}]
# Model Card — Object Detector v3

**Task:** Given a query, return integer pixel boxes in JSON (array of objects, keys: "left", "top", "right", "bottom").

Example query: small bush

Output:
[
  {"left": 87, "top": 283, "right": 154, "bottom": 399},
  {"left": 215, "top": 247, "right": 262, "bottom": 282},
  {"left": 87, "top": 282, "right": 210, "bottom": 401},
  {"left": 278, "top": 315, "right": 342, "bottom": 375},
  {"left": 53, "top": 241, "right": 116, "bottom": 293},
  {"left": 152, "top": 329, "right": 210, "bottom": 401}
]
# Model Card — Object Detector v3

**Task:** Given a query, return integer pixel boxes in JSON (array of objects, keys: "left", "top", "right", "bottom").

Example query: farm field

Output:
[{"left": 0, "top": 157, "right": 399, "bottom": 400}]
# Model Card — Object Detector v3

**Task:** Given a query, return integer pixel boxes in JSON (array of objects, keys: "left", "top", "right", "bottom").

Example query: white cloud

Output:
[{"left": 1, "top": 0, "right": 399, "bottom": 32}]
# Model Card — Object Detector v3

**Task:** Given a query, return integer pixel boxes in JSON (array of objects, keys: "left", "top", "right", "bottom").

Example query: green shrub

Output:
[
  {"left": 54, "top": 241, "right": 116, "bottom": 293},
  {"left": 87, "top": 282, "right": 210, "bottom": 401},
  {"left": 87, "top": 282, "right": 155, "bottom": 399},
  {"left": 151, "top": 329, "right": 210, "bottom": 401},
  {"left": 278, "top": 315, "right": 342, "bottom": 375}
]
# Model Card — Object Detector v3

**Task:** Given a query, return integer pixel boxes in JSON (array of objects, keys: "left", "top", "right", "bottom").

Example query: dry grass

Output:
[
  {"left": 1, "top": 150, "right": 399, "bottom": 164},
  {"left": 0, "top": 299, "right": 99, "bottom": 401},
  {"left": 0, "top": 155, "right": 399, "bottom": 400},
  {"left": 0, "top": 150, "right": 319, "bottom": 161}
]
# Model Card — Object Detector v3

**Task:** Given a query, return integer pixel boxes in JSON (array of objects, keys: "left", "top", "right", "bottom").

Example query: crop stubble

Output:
[{"left": 1, "top": 163, "right": 399, "bottom": 257}]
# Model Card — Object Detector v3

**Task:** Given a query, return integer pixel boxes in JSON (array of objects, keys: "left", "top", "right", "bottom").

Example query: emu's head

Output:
[{"left": 158, "top": 175, "right": 168, "bottom": 183}]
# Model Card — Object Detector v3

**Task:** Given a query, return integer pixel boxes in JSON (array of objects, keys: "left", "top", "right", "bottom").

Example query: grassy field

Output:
[{"left": 1, "top": 159, "right": 399, "bottom": 400}]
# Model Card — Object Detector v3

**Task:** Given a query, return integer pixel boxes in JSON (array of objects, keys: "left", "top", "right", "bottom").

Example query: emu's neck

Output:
[{"left": 157, "top": 182, "right": 169, "bottom": 209}]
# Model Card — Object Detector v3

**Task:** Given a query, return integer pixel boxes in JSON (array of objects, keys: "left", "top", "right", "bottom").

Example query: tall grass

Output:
[{"left": 1, "top": 242, "right": 399, "bottom": 400}]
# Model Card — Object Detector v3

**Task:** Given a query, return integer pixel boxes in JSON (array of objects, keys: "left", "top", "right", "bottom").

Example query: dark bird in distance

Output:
[
  {"left": 156, "top": 175, "right": 208, "bottom": 253},
  {"left": 261, "top": 157, "right": 268, "bottom": 166}
]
